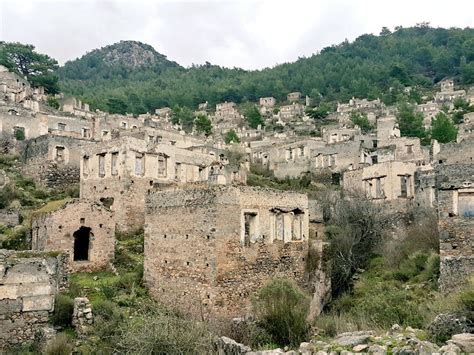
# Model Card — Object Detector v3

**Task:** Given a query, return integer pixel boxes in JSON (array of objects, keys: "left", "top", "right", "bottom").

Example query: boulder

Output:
[
  {"left": 215, "top": 336, "right": 251, "bottom": 355},
  {"left": 449, "top": 333, "right": 474, "bottom": 353},
  {"left": 333, "top": 331, "right": 375, "bottom": 347},
  {"left": 439, "top": 342, "right": 461, "bottom": 354},
  {"left": 352, "top": 344, "right": 368, "bottom": 352}
]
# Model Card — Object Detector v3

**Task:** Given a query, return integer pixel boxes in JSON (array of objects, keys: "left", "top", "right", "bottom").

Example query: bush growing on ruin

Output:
[
  {"left": 51, "top": 294, "right": 74, "bottom": 328},
  {"left": 253, "top": 279, "right": 310, "bottom": 347},
  {"left": 322, "top": 191, "right": 388, "bottom": 297}
]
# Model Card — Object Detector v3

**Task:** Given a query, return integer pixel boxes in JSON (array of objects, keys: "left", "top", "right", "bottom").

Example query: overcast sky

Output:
[{"left": 1, "top": 0, "right": 473, "bottom": 70}]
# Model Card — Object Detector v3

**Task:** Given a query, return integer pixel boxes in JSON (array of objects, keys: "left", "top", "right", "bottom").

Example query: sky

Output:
[{"left": 0, "top": 0, "right": 473, "bottom": 70}]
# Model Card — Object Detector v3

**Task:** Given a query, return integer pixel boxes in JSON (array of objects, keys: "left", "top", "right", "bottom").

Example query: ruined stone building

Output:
[
  {"left": 23, "top": 134, "right": 94, "bottom": 188},
  {"left": 279, "top": 102, "right": 305, "bottom": 121},
  {"left": 259, "top": 97, "right": 276, "bottom": 115},
  {"left": 435, "top": 78, "right": 466, "bottom": 105},
  {"left": 287, "top": 92, "right": 302, "bottom": 102},
  {"left": 343, "top": 161, "right": 417, "bottom": 203},
  {"left": 376, "top": 137, "right": 429, "bottom": 165},
  {"left": 436, "top": 163, "right": 474, "bottom": 293},
  {"left": 215, "top": 101, "right": 241, "bottom": 121},
  {"left": 79, "top": 135, "right": 245, "bottom": 231},
  {"left": 59, "top": 97, "right": 93, "bottom": 118},
  {"left": 337, "top": 97, "right": 382, "bottom": 114},
  {"left": 323, "top": 127, "right": 360, "bottom": 144},
  {"left": 144, "top": 185, "right": 310, "bottom": 319},
  {"left": 0, "top": 65, "right": 32, "bottom": 104},
  {"left": 31, "top": 199, "right": 115, "bottom": 272},
  {"left": 416, "top": 102, "right": 440, "bottom": 128}
]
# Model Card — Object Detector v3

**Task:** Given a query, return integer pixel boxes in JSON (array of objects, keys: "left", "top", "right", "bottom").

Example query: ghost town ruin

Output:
[{"left": 0, "top": 62, "right": 473, "bottom": 350}]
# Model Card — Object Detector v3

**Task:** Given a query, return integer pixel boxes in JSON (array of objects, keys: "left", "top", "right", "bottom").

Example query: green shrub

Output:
[
  {"left": 116, "top": 308, "right": 213, "bottom": 354},
  {"left": 253, "top": 279, "right": 310, "bottom": 347},
  {"left": 51, "top": 295, "right": 74, "bottom": 328},
  {"left": 44, "top": 333, "right": 72, "bottom": 355},
  {"left": 14, "top": 129, "right": 25, "bottom": 141},
  {"left": 0, "top": 226, "right": 30, "bottom": 250}
]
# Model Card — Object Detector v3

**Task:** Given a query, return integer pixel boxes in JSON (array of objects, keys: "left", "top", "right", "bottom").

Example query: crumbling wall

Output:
[
  {"left": 22, "top": 135, "right": 92, "bottom": 189},
  {"left": 0, "top": 250, "right": 68, "bottom": 349},
  {"left": 436, "top": 164, "right": 474, "bottom": 293}
]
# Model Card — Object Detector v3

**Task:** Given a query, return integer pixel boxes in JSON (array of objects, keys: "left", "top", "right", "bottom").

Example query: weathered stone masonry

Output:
[
  {"left": 31, "top": 199, "right": 115, "bottom": 272},
  {"left": 436, "top": 164, "right": 474, "bottom": 293},
  {"left": 144, "top": 185, "right": 310, "bottom": 320},
  {"left": 0, "top": 250, "right": 68, "bottom": 349}
]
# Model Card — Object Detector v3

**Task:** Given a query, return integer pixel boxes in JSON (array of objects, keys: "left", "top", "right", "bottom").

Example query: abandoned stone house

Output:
[
  {"left": 121, "top": 126, "right": 204, "bottom": 149},
  {"left": 0, "top": 65, "right": 32, "bottom": 104},
  {"left": 433, "top": 137, "right": 474, "bottom": 165},
  {"left": 259, "top": 97, "right": 276, "bottom": 107},
  {"left": 337, "top": 97, "right": 382, "bottom": 113},
  {"left": 23, "top": 134, "right": 94, "bottom": 188},
  {"left": 59, "top": 97, "right": 92, "bottom": 118},
  {"left": 144, "top": 185, "right": 310, "bottom": 319},
  {"left": 0, "top": 106, "right": 46, "bottom": 141},
  {"left": 323, "top": 127, "right": 360, "bottom": 144},
  {"left": 436, "top": 163, "right": 474, "bottom": 293},
  {"left": 215, "top": 101, "right": 241, "bottom": 121},
  {"left": 312, "top": 140, "right": 363, "bottom": 174},
  {"left": 376, "top": 137, "right": 429, "bottom": 165},
  {"left": 343, "top": 161, "right": 417, "bottom": 203},
  {"left": 287, "top": 92, "right": 302, "bottom": 102},
  {"left": 155, "top": 107, "right": 172, "bottom": 120},
  {"left": 416, "top": 102, "right": 440, "bottom": 128},
  {"left": 279, "top": 102, "right": 305, "bottom": 121},
  {"left": 31, "top": 199, "right": 115, "bottom": 272},
  {"left": 435, "top": 79, "right": 466, "bottom": 105},
  {"left": 79, "top": 135, "right": 238, "bottom": 230},
  {"left": 259, "top": 97, "right": 276, "bottom": 115}
]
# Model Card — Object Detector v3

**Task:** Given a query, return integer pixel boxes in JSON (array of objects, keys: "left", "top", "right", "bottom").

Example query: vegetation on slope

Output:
[{"left": 56, "top": 25, "right": 474, "bottom": 114}]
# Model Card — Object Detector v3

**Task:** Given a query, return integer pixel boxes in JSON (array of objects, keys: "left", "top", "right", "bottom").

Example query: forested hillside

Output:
[{"left": 57, "top": 25, "right": 474, "bottom": 114}]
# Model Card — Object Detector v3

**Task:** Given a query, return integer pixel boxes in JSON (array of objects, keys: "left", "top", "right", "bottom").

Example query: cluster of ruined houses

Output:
[{"left": 0, "top": 64, "right": 472, "bottom": 340}]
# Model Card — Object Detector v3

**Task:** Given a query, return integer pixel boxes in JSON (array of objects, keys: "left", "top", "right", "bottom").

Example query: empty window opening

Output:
[
  {"left": 400, "top": 176, "right": 408, "bottom": 198},
  {"left": 73, "top": 226, "right": 91, "bottom": 261},
  {"left": 55, "top": 146, "right": 65, "bottom": 163},
  {"left": 57, "top": 123, "right": 66, "bottom": 131},
  {"left": 80, "top": 218, "right": 85, "bottom": 224},
  {"left": 83, "top": 156, "right": 90, "bottom": 177},
  {"left": 458, "top": 192, "right": 474, "bottom": 217},
  {"left": 98, "top": 153, "right": 106, "bottom": 177},
  {"left": 135, "top": 154, "right": 144, "bottom": 176},
  {"left": 158, "top": 155, "right": 167, "bottom": 177},
  {"left": 244, "top": 212, "right": 258, "bottom": 247},
  {"left": 174, "top": 163, "right": 182, "bottom": 181},
  {"left": 111, "top": 152, "right": 118, "bottom": 176}
]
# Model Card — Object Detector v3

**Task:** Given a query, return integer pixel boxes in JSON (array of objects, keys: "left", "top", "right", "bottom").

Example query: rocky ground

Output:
[{"left": 216, "top": 326, "right": 473, "bottom": 354}]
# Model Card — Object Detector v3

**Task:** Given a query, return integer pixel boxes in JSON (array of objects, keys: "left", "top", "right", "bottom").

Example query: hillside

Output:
[{"left": 57, "top": 25, "right": 474, "bottom": 114}]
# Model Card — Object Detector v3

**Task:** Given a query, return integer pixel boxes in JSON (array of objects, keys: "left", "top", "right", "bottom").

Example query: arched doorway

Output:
[{"left": 73, "top": 227, "right": 91, "bottom": 261}]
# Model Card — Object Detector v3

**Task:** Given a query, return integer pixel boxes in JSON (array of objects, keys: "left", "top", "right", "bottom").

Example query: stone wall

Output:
[
  {"left": 144, "top": 185, "right": 311, "bottom": 320},
  {"left": 436, "top": 164, "right": 474, "bottom": 293},
  {"left": 0, "top": 250, "right": 68, "bottom": 349},
  {"left": 31, "top": 199, "right": 115, "bottom": 272},
  {"left": 0, "top": 210, "right": 19, "bottom": 227}
]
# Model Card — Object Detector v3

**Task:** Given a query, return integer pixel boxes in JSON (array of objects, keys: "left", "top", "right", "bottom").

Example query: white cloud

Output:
[{"left": 0, "top": 0, "right": 473, "bottom": 69}]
